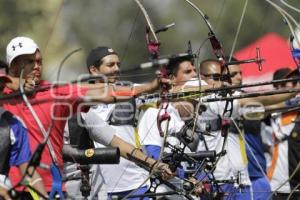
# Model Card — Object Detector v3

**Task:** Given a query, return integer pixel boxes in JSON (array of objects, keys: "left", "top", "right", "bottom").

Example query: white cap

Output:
[{"left": 6, "top": 36, "right": 39, "bottom": 67}]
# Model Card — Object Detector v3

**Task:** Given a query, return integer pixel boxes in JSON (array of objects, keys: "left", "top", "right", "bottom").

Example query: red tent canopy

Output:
[{"left": 234, "top": 32, "right": 296, "bottom": 90}]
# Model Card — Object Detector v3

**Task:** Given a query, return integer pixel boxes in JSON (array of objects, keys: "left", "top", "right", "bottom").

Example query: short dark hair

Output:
[
  {"left": 166, "top": 55, "right": 194, "bottom": 77},
  {"left": 86, "top": 46, "right": 117, "bottom": 71}
]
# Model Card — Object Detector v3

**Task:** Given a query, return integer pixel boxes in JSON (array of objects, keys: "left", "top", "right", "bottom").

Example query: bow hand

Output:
[{"left": 151, "top": 162, "right": 174, "bottom": 181}]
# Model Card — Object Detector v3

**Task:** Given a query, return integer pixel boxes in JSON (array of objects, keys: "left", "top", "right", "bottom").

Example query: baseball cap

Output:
[
  {"left": 284, "top": 68, "right": 300, "bottom": 79},
  {"left": 86, "top": 46, "right": 117, "bottom": 67},
  {"left": 6, "top": 36, "right": 39, "bottom": 67}
]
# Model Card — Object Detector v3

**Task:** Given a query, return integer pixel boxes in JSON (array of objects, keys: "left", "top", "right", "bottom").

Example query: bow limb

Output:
[
  {"left": 265, "top": 0, "right": 300, "bottom": 47},
  {"left": 181, "top": 0, "right": 232, "bottom": 121},
  {"left": 119, "top": 1, "right": 171, "bottom": 198},
  {"left": 110, "top": 0, "right": 159, "bottom": 195},
  {"left": 133, "top": 0, "right": 158, "bottom": 43},
  {"left": 132, "top": 1, "right": 170, "bottom": 138},
  {"left": 280, "top": 0, "right": 300, "bottom": 13},
  {"left": 183, "top": 0, "right": 225, "bottom": 61},
  {"left": 19, "top": 70, "right": 56, "bottom": 164},
  {"left": 183, "top": 0, "right": 214, "bottom": 32},
  {"left": 182, "top": 1, "right": 239, "bottom": 192},
  {"left": 56, "top": 48, "right": 82, "bottom": 82},
  {"left": 228, "top": 0, "right": 248, "bottom": 60}
]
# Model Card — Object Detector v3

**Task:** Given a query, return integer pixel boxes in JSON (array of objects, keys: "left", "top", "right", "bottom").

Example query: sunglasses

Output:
[
  {"left": 202, "top": 73, "right": 221, "bottom": 80},
  {"left": 202, "top": 73, "right": 230, "bottom": 81},
  {"left": 229, "top": 71, "right": 242, "bottom": 77}
]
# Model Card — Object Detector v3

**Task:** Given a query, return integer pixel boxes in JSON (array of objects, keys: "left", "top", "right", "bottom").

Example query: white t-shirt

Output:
[
  {"left": 91, "top": 103, "right": 150, "bottom": 193},
  {"left": 196, "top": 93, "right": 247, "bottom": 183},
  {"left": 138, "top": 104, "right": 186, "bottom": 197},
  {"left": 227, "top": 132, "right": 251, "bottom": 185},
  {"left": 226, "top": 89, "right": 251, "bottom": 185},
  {"left": 138, "top": 104, "right": 185, "bottom": 148},
  {"left": 63, "top": 110, "right": 115, "bottom": 200}
]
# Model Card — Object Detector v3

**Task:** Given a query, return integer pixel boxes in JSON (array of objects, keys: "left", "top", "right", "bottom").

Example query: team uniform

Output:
[
  {"left": 244, "top": 120, "right": 272, "bottom": 200},
  {"left": 88, "top": 101, "right": 150, "bottom": 199},
  {"left": 138, "top": 104, "right": 186, "bottom": 199},
  {"left": 138, "top": 105, "right": 185, "bottom": 153},
  {"left": 196, "top": 93, "right": 252, "bottom": 200},
  {"left": 268, "top": 111, "right": 300, "bottom": 199},
  {"left": 64, "top": 108, "right": 116, "bottom": 199}
]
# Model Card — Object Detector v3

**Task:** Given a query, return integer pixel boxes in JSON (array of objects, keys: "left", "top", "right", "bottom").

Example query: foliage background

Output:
[{"left": 0, "top": 0, "right": 299, "bottom": 82}]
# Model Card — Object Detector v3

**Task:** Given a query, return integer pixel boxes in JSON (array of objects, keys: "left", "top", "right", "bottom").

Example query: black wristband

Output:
[
  {"left": 129, "top": 148, "right": 139, "bottom": 157},
  {"left": 150, "top": 160, "right": 158, "bottom": 172}
]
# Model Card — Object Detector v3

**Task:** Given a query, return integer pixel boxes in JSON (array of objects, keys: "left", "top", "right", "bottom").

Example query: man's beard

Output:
[{"left": 106, "top": 72, "right": 120, "bottom": 83}]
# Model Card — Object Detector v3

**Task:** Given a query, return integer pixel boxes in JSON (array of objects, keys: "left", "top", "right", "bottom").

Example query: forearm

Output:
[
  {"left": 171, "top": 83, "right": 221, "bottom": 93},
  {"left": 0, "top": 185, "right": 10, "bottom": 200},
  {"left": 110, "top": 136, "right": 157, "bottom": 167},
  {"left": 82, "top": 83, "right": 132, "bottom": 103},
  {"left": 264, "top": 102, "right": 286, "bottom": 110},
  {"left": 0, "top": 174, "right": 11, "bottom": 200},
  {"left": 133, "top": 79, "right": 158, "bottom": 95},
  {"left": 19, "top": 163, "right": 48, "bottom": 198},
  {"left": 240, "top": 92, "right": 296, "bottom": 107},
  {"left": 110, "top": 136, "right": 173, "bottom": 179}
]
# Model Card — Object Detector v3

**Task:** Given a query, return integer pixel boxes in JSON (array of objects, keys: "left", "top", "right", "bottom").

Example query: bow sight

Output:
[{"left": 224, "top": 48, "right": 265, "bottom": 71}]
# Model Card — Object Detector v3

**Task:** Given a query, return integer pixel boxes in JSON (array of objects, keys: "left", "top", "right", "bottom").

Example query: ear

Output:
[
  {"left": 89, "top": 66, "right": 99, "bottom": 75},
  {"left": 8, "top": 64, "right": 18, "bottom": 76}
]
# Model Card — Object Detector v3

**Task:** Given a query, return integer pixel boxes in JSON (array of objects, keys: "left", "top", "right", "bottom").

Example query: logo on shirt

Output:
[{"left": 108, "top": 48, "right": 114, "bottom": 53}]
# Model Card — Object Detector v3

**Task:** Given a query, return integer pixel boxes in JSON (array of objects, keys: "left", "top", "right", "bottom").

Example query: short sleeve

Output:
[
  {"left": 9, "top": 118, "right": 31, "bottom": 166},
  {"left": 82, "top": 110, "right": 115, "bottom": 146}
]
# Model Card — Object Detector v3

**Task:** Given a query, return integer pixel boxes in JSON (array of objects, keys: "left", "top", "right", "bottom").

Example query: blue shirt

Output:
[
  {"left": 9, "top": 117, "right": 31, "bottom": 166},
  {"left": 243, "top": 120, "right": 267, "bottom": 179},
  {"left": 245, "top": 131, "right": 267, "bottom": 179}
]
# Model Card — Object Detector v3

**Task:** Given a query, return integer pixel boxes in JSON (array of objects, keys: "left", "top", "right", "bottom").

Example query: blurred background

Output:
[{"left": 0, "top": 0, "right": 299, "bottom": 83}]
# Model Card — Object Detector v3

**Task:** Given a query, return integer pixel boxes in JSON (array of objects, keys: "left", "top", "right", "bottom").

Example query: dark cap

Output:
[
  {"left": 86, "top": 46, "right": 117, "bottom": 68},
  {"left": 285, "top": 68, "right": 300, "bottom": 78},
  {"left": 272, "top": 67, "right": 292, "bottom": 88},
  {"left": 273, "top": 68, "right": 292, "bottom": 81}
]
